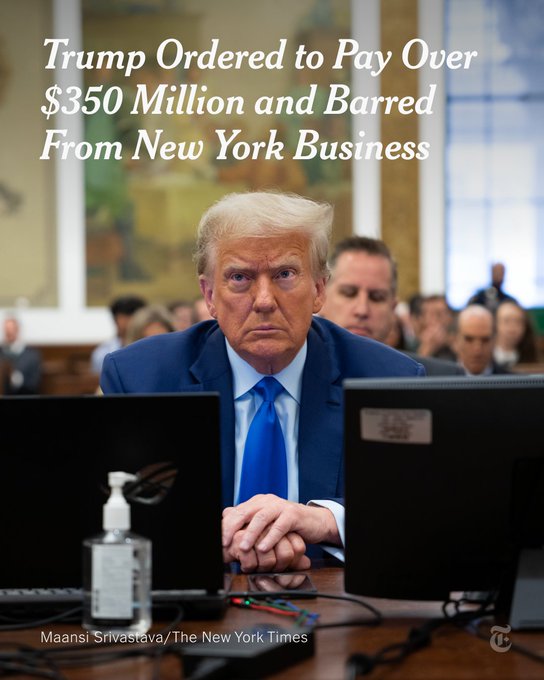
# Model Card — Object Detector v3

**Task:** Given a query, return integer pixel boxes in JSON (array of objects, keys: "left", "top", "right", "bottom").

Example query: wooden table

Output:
[{"left": 1, "top": 566, "right": 543, "bottom": 679}]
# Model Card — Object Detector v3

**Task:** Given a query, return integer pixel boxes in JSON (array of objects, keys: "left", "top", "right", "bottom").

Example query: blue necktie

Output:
[{"left": 237, "top": 376, "right": 288, "bottom": 504}]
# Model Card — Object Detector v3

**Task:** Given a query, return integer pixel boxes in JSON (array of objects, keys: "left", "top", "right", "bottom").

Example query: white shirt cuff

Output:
[{"left": 307, "top": 499, "right": 345, "bottom": 563}]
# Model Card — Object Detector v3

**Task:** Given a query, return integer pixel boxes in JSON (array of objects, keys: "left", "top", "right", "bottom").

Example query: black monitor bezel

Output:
[{"left": 343, "top": 373, "right": 544, "bottom": 601}]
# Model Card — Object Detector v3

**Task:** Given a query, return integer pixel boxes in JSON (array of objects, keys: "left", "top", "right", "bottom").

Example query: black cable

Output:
[
  {"left": 312, "top": 592, "right": 382, "bottom": 628},
  {"left": 228, "top": 589, "right": 382, "bottom": 628},
  {"left": 0, "top": 640, "right": 219, "bottom": 680},
  {"left": 0, "top": 642, "right": 66, "bottom": 680},
  {"left": 346, "top": 598, "right": 495, "bottom": 677},
  {"left": 468, "top": 619, "right": 544, "bottom": 665},
  {"left": 0, "top": 597, "right": 183, "bottom": 633},
  {"left": 0, "top": 603, "right": 185, "bottom": 678},
  {"left": 0, "top": 606, "right": 83, "bottom": 631},
  {"left": 151, "top": 600, "right": 185, "bottom": 636}
]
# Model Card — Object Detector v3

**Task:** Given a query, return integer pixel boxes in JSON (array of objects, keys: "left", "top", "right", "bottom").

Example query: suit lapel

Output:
[
  {"left": 175, "top": 323, "right": 344, "bottom": 508},
  {"left": 180, "top": 329, "right": 236, "bottom": 508},
  {"left": 298, "top": 323, "right": 343, "bottom": 503}
]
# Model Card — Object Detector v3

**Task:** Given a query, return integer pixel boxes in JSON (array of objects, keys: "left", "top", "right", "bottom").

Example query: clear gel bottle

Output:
[{"left": 82, "top": 471, "right": 152, "bottom": 635}]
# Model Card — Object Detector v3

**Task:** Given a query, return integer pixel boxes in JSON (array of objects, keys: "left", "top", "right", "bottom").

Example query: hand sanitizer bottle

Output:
[{"left": 82, "top": 471, "right": 152, "bottom": 635}]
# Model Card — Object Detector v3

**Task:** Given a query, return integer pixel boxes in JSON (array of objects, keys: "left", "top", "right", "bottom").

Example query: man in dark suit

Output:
[
  {"left": 453, "top": 304, "right": 511, "bottom": 375},
  {"left": 318, "top": 235, "right": 464, "bottom": 376},
  {"left": 468, "top": 262, "right": 518, "bottom": 312},
  {"left": 0, "top": 315, "right": 42, "bottom": 395},
  {"left": 101, "top": 191, "right": 424, "bottom": 572}
]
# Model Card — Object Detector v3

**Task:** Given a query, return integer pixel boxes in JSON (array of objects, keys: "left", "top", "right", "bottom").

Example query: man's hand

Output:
[
  {"left": 224, "top": 529, "right": 310, "bottom": 573},
  {"left": 249, "top": 573, "right": 310, "bottom": 593},
  {"left": 417, "top": 322, "right": 449, "bottom": 356},
  {"left": 222, "top": 494, "right": 340, "bottom": 569}
]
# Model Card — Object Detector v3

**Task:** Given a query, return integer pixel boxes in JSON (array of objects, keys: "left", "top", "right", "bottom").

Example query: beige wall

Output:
[{"left": 0, "top": 0, "right": 56, "bottom": 306}]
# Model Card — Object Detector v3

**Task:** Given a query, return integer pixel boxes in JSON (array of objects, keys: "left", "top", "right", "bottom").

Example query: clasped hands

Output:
[{"left": 222, "top": 494, "right": 339, "bottom": 573}]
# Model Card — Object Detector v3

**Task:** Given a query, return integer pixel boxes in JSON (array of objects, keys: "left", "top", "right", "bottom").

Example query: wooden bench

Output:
[{"left": 35, "top": 344, "right": 100, "bottom": 396}]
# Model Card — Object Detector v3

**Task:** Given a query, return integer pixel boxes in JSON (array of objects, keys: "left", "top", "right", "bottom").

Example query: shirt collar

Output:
[
  {"left": 225, "top": 338, "right": 307, "bottom": 403},
  {"left": 3, "top": 340, "right": 25, "bottom": 355},
  {"left": 462, "top": 362, "right": 494, "bottom": 376}
]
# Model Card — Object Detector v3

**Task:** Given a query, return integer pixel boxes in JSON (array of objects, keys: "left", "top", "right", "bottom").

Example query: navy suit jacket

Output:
[{"left": 101, "top": 317, "right": 425, "bottom": 508}]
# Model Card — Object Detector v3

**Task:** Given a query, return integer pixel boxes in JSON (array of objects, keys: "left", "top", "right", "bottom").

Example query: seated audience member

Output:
[
  {"left": 0, "top": 315, "right": 42, "bottom": 395},
  {"left": 318, "top": 236, "right": 463, "bottom": 376},
  {"left": 493, "top": 300, "right": 540, "bottom": 370},
  {"left": 100, "top": 190, "right": 425, "bottom": 573},
  {"left": 453, "top": 304, "right": 510, "bottom": 375},
  {"left": 415, "top": 294, "right": 457, "bottom": 362},
  {"left": 167, "top": 299, "right": 197, "bottom": 331},
  {"left": 393, "top": 300, "right": 416, "bottom": 349},
  {"left": 406, "top": 293, "right": 425, "bottom": 351},
  {"left": 90, "top": 295, "right": 147, "bottom": 375},
  {"left": 125, "top": 304, "right": 176, "bottom": 345},
  {"left": 384, "top": 312, "right": 409, "bottom": 351},
  {"left": 468, "top": 261, "right": 518, "bottom": 312}
]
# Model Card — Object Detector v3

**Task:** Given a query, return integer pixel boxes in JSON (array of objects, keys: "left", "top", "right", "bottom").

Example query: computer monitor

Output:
[
  {"left": 0, "top": 393, "right": 225, "bottom": 601},
  {"left": 343, "top": 374, "right": 544, "bottom": 623}
]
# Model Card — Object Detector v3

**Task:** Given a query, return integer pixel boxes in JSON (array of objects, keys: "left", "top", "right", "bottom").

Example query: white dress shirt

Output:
[{"left": 225, "top": 339, "right": 345, "bottom": 561}]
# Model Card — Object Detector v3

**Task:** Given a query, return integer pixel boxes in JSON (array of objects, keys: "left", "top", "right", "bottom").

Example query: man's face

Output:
[
  {"left": 3, "top": 319, "right": 19, "bottom": 344},
  {"left": 319, "top": 251, "right": 396, "bottom": 342},
  {"left": 199, "top": 234, "right": 326, "bottom": 374},
  {"left": 455, "top": 313, "right": 495, "bottom": 375},
  {"left": 421, "top": 298, "right": 452, "bottom": 331},
  {"left": 492, "top": 263, "right": 505, "bottom": 287},
  {"left": 496, "top": 302, "right": 525, "bottom": 349},
  {"left": 115, "top": 313, "right": 133, "bottom": 342}
]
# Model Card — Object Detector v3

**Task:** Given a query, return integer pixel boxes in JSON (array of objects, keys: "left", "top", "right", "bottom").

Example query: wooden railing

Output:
[{"left": 35, "top": 344, "right": 100, "bottom": 396}]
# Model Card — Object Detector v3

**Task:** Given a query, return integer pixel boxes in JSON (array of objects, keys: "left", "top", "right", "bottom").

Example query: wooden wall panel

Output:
[{"left": 380, "top": 0, "right": 420, "bottom": 300}]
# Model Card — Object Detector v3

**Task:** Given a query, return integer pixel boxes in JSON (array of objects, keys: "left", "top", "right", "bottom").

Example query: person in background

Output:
[
  {"left": 100, "top": 191, "right": 425, "bottom": 573},
  {"left": 453, "top": 304, "right": 510, "bottom": 375},
  {"left": 392, "top": 300, "right": 416, "bottom": 349},
  {"left": 90, "top": 295, "right": 147, "bottom": 375},
  {"left": 406, "top": 293, "right": 425, "bottom": 352},
  {"left": 383, "top": 311, "right": 409, "bottom": 351},
  {"left": 414, "top": 294, "right": 457, "bottom": 362},
  {"left": 125, "top": 304, "right": 176, "bottom": 345},
  {"left": 0, "top": 315, "right": 42, "bottom": 395},
  {"left": 493, "top": 300, "right": 540, "bottom": 370},
  {"left": 167, "top": 299, "right": 197, "bottom": 331},
  {"left": 318, "top": 236, "right": 464, "bottom": 376},
  {"left": 468, "top": 261, "right": 518, "bottom": 312},
  {"left": 318, "top": 236, "right": 396, "bottom": 342}
]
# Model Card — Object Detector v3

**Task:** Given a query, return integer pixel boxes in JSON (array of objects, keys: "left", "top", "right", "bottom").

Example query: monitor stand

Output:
[{"left": 508, "top": 548, "right": 544, "bottom": 630}]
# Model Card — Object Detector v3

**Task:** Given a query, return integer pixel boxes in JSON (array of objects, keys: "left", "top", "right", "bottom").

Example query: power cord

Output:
[
  {"left": 345, "top": 596, "right": 495, "bottom": 678},
  {"left": 311, "top": 592, "right": 382, "bottom": 629},
  {"left": 0, "top": 602, "right": 186, "bottom": 678},
  {"left": 468, "top": 618, "right": 544, "bottom": 666},
  {"left": 0, "top": 606, "right": 83, "bottom": 631}
]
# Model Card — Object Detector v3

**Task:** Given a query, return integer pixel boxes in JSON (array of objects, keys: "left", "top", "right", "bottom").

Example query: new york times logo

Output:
[{"left": 489, "top": 624, "right": 512, "bottom": 653}]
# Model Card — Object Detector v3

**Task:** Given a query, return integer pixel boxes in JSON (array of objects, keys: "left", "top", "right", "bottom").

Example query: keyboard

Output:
[
  {"left": 0, "top": 588, "right": 227, "bottom": 620},
  {"left": 0, "top": 588, "right": 82, "bottom": 604}
]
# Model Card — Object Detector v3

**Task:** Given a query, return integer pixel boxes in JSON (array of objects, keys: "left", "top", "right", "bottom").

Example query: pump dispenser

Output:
[{"left": 82, "top": 471, "right": 152, "bottom": 635}]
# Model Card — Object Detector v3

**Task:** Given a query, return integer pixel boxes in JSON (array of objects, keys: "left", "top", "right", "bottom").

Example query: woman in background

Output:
[
  {"left": 494, "top": 300, "right": 540, "bottom": 370},
  {"left": 125, "top": 304, "right": 176, "bottom": 345}
]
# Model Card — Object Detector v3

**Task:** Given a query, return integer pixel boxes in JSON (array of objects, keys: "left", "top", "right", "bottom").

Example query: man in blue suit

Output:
[{"left": 101, "top": 191, "right": 424, "bottom": 572}]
